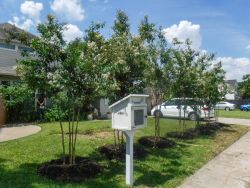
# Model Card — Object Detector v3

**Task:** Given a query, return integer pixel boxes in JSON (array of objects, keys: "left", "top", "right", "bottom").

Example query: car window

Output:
[
  {"left": 164, "top": 100, "right": 176, "bottom": 106},
  {"left": 219, "top": 102, "right": 225, "bottom": 105}
]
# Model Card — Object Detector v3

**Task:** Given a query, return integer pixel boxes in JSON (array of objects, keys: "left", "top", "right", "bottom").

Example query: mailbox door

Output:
[{"left": 131, "top": 106, "right": 147, "bottom": 129}]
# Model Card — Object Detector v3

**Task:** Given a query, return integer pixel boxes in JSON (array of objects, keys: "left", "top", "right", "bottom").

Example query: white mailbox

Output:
[
  {"left": 109, "top": 94, "right": 149, "bottom": 131},
  {"left": 109, "top": 94, "right": 149, "bottom": 186}
]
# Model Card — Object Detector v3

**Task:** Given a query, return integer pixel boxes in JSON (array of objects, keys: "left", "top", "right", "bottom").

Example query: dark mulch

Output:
[
  {"left": 138, "top": 136, "right": 176, "bottom": 148},
  {"left": 98, "top": 144, "right": 147, "bottom": 160},
  {"left": 166, "top": 128, "right": 198, "bottom": 140},
  {"left": 38, "top": 156, "right": 102, "bottom": 182},
  {"left": 166, "top": 122, "right": 228, "bottom": 139},
  {"left": 197, "top": 122, "right": 227, "bottom": 135}
]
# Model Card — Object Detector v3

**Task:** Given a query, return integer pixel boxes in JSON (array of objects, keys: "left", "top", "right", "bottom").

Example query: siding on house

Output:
[
  {"left": 0, "top": 23, "right": 34, "bottom": 83},
  {"left": 225, "top": 79, "right": 239, "bottom": 100},
  {"left": 0, "top": 41, "right": 21, "bottom": 83}
]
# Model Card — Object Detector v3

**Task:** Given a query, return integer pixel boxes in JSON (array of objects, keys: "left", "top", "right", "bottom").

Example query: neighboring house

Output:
[
  {"left": 93, "top": 98, "right": 111, "bottom": 118},
  {"left": 0, "top": 23, "right": 34, "bottom": 85},
  {"left": 225, "top": 79, "right": 239, "bottom": 100}
]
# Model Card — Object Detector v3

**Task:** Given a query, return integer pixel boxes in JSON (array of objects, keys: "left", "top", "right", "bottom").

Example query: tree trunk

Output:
[
  {"left": 70, "top": 109, "right": 75, "bottom": 164},
  {"left": 59, "top": 120, "right": 65, "bottom": 165},
  {"left": 72, "top": 108, "right": 80, "bottom": 164},
  {"left": 113, "top": 129, "right": 117, "bottom": 147},
  {"left": 68, "top": 120, "right": 72, "bottom": 164}
]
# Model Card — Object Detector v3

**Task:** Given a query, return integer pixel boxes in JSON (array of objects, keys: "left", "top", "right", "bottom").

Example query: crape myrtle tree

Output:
[
  {"left": 165, "top": 39, "right": 216, "bottom": 131},
  {"left": 239, "top": 74, "right": 250, "bottom": 99},
  {"left": 106, "top": 10, "right": 148, "bottom": 148},
  {"left": 201, "top": 62, "right": 227, "bottom": 121},
  {"left": 18, "top": 15, "right": 109, "bottom": 165},
  {"left": 139, "top": 16, "right": 173, "bottom": 140}
]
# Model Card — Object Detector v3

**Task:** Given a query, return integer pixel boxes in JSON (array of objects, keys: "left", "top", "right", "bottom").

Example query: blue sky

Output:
[{"left": 0, "top": 0, "right": 250, "bottom": 80}]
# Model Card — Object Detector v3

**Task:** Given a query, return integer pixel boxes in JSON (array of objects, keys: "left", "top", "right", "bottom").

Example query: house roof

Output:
[{"left": 0, "top": 23, "right": 35, "bottom": 42}]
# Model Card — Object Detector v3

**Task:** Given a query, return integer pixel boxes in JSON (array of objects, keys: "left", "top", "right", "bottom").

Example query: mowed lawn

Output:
[
  {"left": 217, "top": 109, "right": 250, "bottom": 119},
  {"left": 0, "top": 118, "right": 249, "bottom": 188}
]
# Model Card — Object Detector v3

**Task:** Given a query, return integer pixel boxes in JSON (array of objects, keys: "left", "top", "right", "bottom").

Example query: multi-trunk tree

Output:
[
  {"left": 106, "top": 10, "right": 149, "bottom": 148},
  {"left": 18, "top": 15, "right": 109, "bottom": 165},
  {"left": 139, "top": 16, "right": 174, "bottom": 140},
  {"left": 165, "top": 39, "right": 226, "bottom": 130}
]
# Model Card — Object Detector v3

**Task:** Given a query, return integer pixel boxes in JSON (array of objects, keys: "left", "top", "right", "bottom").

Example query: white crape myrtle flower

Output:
[
  {"left": 47, "top": 72, "right": 54, "bottom": 79},
  {"left": 117, "top": 59, "right": 125, "bottom": 65},
  {"left": 87, "top": 41, "right": 97, "bottom": 51},
  {"left": 80, "top": 51, "right": 85, "bottom": 59}
]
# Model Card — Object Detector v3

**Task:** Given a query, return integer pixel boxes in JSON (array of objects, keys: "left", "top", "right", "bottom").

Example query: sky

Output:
[{"left": 0, "top": 0, "right": 250, "bottom": 81}]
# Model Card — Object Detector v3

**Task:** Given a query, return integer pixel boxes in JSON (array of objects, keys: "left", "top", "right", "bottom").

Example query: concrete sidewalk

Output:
[
  {"left": 179, "top": 131, "right": 250, "bottom": 188},
  {"left": 0, "top": 125, "right": 41, "bottom": 142},
  {"left": 218, "top": 117, "right": 250, "bottom": 126}
]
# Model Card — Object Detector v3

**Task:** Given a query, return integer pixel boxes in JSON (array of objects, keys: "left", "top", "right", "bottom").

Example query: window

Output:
[
  {"left": 134, "top": 109, "right": 144, "bottom": 126},
  {"left": 0, "top": 43, "right": 15, "bottom": 50},
  {"left": 164, "top": 100, "right": 176, "bottom": 106},
  {"left": 1, "top": 80, "right": 10, "bottom": 86},
  {"left": 18, "top": 46, "right": 33, "bottom": 52}
]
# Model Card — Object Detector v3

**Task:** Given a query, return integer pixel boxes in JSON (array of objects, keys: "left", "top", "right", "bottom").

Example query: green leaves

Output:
[
  {"left": 0, "top": 82, "right": 35, "bottom": 122},
  {"left": 239, "top": 74, "right": 250, "bottom": 99}
]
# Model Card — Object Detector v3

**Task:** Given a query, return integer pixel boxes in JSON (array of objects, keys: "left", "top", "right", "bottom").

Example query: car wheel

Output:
[
  {"left": 243, "top": 108, "right": 248, "bottom": 111},
  {"left": 154, "top": 110, "right": 163, "bottom": 117},
  {"left": 225, "top": 107, "right": 230, "bottom": 111},
  {"left": 189, "top": 113, "right": 199, "bottom": 121}
]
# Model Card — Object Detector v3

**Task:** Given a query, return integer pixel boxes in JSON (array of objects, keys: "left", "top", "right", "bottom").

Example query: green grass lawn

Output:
[
  {"left": 0, "top": 118, "right": 249, "bottom": 188},
  {"left": 217, "top": 109, "right": 250, "bottom": 119}
]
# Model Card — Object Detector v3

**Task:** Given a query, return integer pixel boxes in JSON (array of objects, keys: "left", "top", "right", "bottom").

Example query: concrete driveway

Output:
[
  {"left": 218, "top": 117, "right": 250, "bottom": 126},
  {"left": 0, "top": 125, "right": 41, "bottom": 142}
]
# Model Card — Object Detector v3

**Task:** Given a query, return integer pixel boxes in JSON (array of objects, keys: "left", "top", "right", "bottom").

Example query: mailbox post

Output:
[{"left": 109, "top": 94, "right": 149, "bottom": 186}]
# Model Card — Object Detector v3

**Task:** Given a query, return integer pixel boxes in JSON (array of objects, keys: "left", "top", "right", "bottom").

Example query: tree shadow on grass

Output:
[
  {"left": 134, "top": 143, "right": 190, "bottom": 187},
  {"left": 0, "top": 158, "right": 124, "bottom": 188},
  {"left": 165, "top": 122, "right": 235, "bottom": 140}
]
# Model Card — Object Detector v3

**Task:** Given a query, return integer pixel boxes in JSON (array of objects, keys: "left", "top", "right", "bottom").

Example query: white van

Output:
[{"left": 151, "top": 98, "right": 214, "bottom": 120}]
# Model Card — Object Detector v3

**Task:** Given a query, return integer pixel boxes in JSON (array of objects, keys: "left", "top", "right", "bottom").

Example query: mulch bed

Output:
[
  {"left": 138, "top": 136, "right": 176, "bottom": 148},
  {"left": 167, "top": 122, "right": 228, "bottom": 139},
  {"left": 98, "top": 144, "right": 147, "bottom": 160},
  {"left": 197, "top": 122, "right": 226, "bottom": 135},
  {"left": 166, "top": 128, "right": 198, "bottom": 139},
  {"left": 38, "top": 156, "right": 102, "bottom": 182}
]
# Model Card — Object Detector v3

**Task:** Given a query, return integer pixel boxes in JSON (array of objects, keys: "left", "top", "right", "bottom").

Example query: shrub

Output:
[{"left": 0, "top": 82, "right": 36, "bottom": 123}]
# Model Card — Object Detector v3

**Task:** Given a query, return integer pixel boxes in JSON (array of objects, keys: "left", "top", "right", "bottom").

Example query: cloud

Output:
[
  {"left": 63, "top": 24, "right": 83, "bottom": 43},
  {"left": 8, "top": 1, "right": 43, "bottom": 31},
  {"left": 163, "top": 20, "right": 202, "bottom": 50},
  {"left": 163, "top": 20, "right": 250, "bottom": 81},
  {"left": 217, "top": 57, "right": 250, "bottom": 81},
  {"left": 8, "top": 16, "right": 34, "bottom": 31},
  {"left": 51, "top": 0, "right": 85, "bottom": 22},
  {"left": 246, "top": 44, "right": 250, "bottom": 50},
  {"left": 20, "top": 1, "right": 43, "bottom": 23}
]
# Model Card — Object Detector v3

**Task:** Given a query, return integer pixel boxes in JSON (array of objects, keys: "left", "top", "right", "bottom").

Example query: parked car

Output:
[
  {"left": 215, "top": 101, "right": 235, "bottom": 111},
  {"left": 240, "top": 103, "right": 250, "bottom": 111},
  {"left": 150, "top": 98, "right": 214, "bottom": 121}
]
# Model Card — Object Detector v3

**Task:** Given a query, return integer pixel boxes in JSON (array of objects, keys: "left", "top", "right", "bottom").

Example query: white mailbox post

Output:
[{"left": 109, "top": 94, "right": 149, "bottom": 186}]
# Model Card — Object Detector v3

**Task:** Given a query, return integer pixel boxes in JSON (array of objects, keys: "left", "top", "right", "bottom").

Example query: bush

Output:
[
  {"left": 0, "top": 82, "right": 36, "bottom": 123},
  {"left": 44, "top": 106, "right": 68, "bottom": 122}
]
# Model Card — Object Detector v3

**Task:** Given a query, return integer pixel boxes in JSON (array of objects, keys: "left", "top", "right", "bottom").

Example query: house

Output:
[
  {"left": 0, "top": 23, "right": 34, "bottom": 85},
  {"left": 225, "top": 79, "right": 239, "bottom": 100}
]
